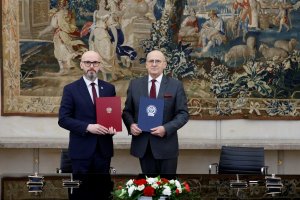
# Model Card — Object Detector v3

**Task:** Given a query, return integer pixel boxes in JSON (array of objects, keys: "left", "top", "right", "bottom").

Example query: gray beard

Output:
[{"left": 85, "top": 71, "right": 97, "bottom": 81}]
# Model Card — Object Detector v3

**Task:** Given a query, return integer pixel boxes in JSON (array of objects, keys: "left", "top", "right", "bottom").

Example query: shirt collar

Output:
[
  {"left": 148, "top": 74, "right": 163, "bottom": 83},
  {"left": 83, "top": 76, "right": 99, "bottom": 86}
]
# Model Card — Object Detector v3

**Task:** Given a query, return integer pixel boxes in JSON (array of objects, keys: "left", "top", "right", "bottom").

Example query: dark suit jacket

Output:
[
  {"left": 58, "top": 77, "right": 116, "bottom": 160},
  {"left": 122, "top": 75, "right": 189, "bottom": 159}
]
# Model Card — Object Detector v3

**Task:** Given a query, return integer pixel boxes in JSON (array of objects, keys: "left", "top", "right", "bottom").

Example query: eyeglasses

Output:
[
  {"left": 146, "top": 59, "right": 165, "bottom": 64},
  {"left": 82, "top": 61, "right": 101, "bottom": 67}
]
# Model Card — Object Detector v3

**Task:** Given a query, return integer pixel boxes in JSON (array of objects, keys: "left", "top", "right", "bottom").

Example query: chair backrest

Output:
[
  {"left": 57, "top": 149, "right": 117, "bottom": 175},
  {"left": 218, "top": 146, "right": 265, "bottom": 174},
  {"left": 59, "top": 149, "right": 72, "bottom": 173}
]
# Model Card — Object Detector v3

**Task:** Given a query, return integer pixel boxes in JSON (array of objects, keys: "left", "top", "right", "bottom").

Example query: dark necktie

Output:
[
  {"left": 91, "top": 82, "right": 97, "bottom": 104},
  {"left": 150, "top": 79, "right": 156, "bottom": 98}
]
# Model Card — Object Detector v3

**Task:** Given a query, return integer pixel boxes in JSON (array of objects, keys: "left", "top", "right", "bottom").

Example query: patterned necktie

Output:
[
  {"left": 91, "top": 82, "right": 97, "bottom": 104},
  {"left": 150, "top": 79, "right": 156, "bottom": 98}
]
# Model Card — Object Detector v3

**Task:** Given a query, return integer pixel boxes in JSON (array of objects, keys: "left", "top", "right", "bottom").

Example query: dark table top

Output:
[{"left": 2, "top": 174, "right": 300, "bottom": 200}]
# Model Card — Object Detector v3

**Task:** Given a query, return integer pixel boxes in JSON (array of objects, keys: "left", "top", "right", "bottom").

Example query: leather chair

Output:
[
  {"left": 209, "top": 146, "right": 268, "bottom": 175},
  {"left": 56, "top": 149, "right": 116, "bottom": 174},
  {"left": 57, "top": 149, "right": 72, "bottom": 173},
  {"left": 57, "top": 149, "right": 116, "bottom": 199}
]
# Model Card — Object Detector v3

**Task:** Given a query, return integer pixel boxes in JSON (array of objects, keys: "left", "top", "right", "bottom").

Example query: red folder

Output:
[{"left": 96, "top": 96, "right": 122, "bottom": 132}]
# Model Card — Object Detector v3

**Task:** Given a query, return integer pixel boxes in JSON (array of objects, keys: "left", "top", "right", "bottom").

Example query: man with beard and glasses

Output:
[{"left": 58, "top": 50, "right": 116, "bottom": 200}]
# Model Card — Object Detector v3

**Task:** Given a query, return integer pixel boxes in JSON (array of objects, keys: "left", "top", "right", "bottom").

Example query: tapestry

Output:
[{"left": 1, "top": 0, "right": 300, "bottom": 120}]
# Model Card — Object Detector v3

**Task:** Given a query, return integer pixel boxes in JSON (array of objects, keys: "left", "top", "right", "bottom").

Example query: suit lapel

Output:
[
  {"left": 97, "top": 79, "right": 103, "bottom": 97},
  {"left": 158, "top": 76, "right": 167, "bottom": 98},
  {"left": 78, "top": 77, "right": 94, "bottom": 105},
  {"left": 141, "top": 76, "right": 149, "bottom": 97}
]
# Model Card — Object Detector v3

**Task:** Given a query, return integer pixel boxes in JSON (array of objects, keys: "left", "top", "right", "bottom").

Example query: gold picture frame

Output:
[
  {"left": 1, "top": 0, "right": 61, "bottom": 116},
  {"left": 2, "top": 0, "right": 300, "bottom": 120}
]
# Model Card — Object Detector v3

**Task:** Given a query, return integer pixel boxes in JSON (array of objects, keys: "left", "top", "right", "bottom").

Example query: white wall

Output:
[{"left": 1, "top": 115, "right": 300, "bottom": 175}]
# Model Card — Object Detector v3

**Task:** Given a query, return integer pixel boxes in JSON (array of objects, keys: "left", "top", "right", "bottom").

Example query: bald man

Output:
[{"left": 58, "top": 50, "right": 116, "bottom": 199}]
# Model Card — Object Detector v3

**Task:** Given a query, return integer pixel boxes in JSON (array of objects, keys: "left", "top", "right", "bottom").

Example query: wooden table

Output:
[{"left": 2, "top": 174, "right": 300, "bottom": 200}]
